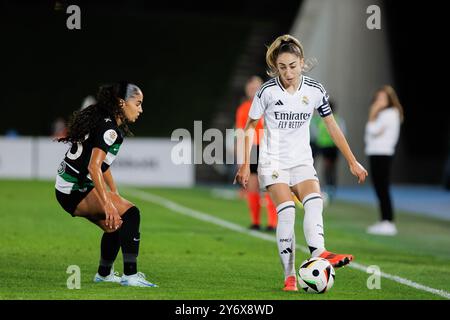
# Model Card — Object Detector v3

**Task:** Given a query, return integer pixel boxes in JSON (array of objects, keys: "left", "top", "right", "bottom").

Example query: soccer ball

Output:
[{"left": 298, "top": 257, "right": 335, "bottom": 293}]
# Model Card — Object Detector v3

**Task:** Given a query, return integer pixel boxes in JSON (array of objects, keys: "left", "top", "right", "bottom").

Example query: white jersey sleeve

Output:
[
  {"left": 248, "top": 92, "right": 266, "bottom": 120},
  {"left": 248, "top": 78, "right": 277, "bottom": 120}
]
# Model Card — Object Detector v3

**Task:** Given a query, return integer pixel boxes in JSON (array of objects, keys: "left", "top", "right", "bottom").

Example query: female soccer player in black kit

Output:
[{"left": 55, "top": 81, "right": 157, "bottom": 287}]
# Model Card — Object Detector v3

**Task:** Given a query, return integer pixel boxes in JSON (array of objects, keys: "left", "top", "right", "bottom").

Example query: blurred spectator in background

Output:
[
  {"left": 365, "top": 85, "right": 403, "bottom": 236},
  {"left": 310, "top": 100, "right": 345, "bottom": 203},
  {"left": 51, "top": 117, "right": 68, "bottom": 140},
  {"left": 235, "top": 75, "right": 277, "bottom": 231}
]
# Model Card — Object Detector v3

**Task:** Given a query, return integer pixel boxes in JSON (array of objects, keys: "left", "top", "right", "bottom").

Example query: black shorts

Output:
[
  {"left": 250, "top": 145, "right": 259, "bottom": 174},
  {"left": 55, "top": 187, "right": 94, "bottom": 217}
]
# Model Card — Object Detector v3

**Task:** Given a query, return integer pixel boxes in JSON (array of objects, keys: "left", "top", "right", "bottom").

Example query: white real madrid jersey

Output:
[{"left": 248, "top": 75, "right": 331, "bottom": 169}]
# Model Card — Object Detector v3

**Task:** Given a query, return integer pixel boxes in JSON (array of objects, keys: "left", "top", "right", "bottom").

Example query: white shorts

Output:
[{"left": 258, "top": 164, "right": 319, "bottom": 189}]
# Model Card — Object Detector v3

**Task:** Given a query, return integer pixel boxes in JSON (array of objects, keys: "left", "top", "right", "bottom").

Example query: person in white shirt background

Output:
[{"left": 365, "top": 85, "right": 404, "bottom": 236}]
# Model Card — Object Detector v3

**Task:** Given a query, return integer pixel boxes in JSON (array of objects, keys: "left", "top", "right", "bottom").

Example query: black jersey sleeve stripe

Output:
[
  {"left": 263, "top": 78, "right": 276, "bottom": 85},
  {"left": 256, "top": 83, "right": 277, "bottom": 98},
  {"left": 304, "top": 78, "right": 321, "bottom": 85},
  {"left": 260, "top": 79, "right": 276, "bottom": 89},
  {"left": 303, "top": 77, "right": 324, "bottom": 89},
  {"left": 304, "top": 78, "right": 325, "bottom": 89},
  {"left": 256, "top": 79, "right": 276, "bottom": 97},
  {"left": 304, "top": 77, "right": 323, "bottom": 86},
  {"left": 304, "top": 80, "right": 325, "bottom": 94},
  {"left": 304, "top": 77, "right": 320, "bottom": 84},
  {"left": 275, "top": 77, "right": 285, "bottom": 91}
]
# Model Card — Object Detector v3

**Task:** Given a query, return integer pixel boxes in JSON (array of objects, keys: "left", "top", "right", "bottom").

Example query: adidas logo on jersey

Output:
[{"left": 275, "top": 100, "right": 284, "bottom": 106}]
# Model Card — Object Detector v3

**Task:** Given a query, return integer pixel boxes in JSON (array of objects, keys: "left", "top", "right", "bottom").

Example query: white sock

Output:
[
  {"left": 302, "top": 193, "right": 325, "bottom": 257},
  {"left": 276, "top": 201, "right": 296, "bottom": 279}
]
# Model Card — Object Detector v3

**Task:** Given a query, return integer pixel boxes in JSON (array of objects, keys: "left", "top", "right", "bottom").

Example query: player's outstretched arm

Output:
[
  {"left": 321, "top": 114, "right": 368, "bottom": 184},
  {"left": 234, "top": 118, "right": 259, "bottom": 188}
]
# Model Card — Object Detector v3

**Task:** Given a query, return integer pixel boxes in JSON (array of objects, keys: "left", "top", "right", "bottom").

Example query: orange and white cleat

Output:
[
  {"left": 319, "top": 250, "right": 354, "bottom": 268},
  {"left": 283, "top": 275, "right": 298, "bottom": 291}
]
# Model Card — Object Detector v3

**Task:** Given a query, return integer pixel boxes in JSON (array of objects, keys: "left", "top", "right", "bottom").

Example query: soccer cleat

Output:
[
  {"left": 120, "top": 272, "right": 158, "bottom": 287},
  {"left": 283, "top": 275, "right": 298, "bottom": 291},
  {"left": 93, "top": 268, "right": 121, "bottom": 283},
  {"left": 319, "top": 250, "right": 353, "bottom": 268}
]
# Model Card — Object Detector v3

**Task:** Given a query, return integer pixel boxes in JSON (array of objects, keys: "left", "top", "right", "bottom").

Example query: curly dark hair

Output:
[{"left": 58, "top": 82, "right": 141, "bottom": 143}]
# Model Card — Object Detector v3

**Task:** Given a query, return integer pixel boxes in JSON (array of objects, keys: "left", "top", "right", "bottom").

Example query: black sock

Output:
[
  {"left": 98, "top": 230, "right": 121, "bottom": 277},
  {"left": 119, "top": 206, "right": 141, "bottom": 276}
]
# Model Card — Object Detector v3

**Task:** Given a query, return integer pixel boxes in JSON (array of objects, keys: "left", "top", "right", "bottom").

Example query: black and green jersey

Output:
[{"left": 55, "top": 116, "right": 124, "bottom": 194}]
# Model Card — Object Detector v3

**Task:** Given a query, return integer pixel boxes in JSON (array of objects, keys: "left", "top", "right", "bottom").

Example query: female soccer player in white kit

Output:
[{"left": 235, "top": 35, "right": 368, "bottom": 291}]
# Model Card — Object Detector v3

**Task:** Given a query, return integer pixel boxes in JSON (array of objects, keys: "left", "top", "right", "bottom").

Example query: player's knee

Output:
[
  {"left": 103, "top": 226, "right": 117, "bottom": 233},
  {"left": 121, "top": 206, "right": 140, "bottom": 226}
]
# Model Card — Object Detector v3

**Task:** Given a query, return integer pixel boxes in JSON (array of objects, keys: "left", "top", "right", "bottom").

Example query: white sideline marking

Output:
[{"left": 125, "top": 188, "right": 450, "bottom": 300}]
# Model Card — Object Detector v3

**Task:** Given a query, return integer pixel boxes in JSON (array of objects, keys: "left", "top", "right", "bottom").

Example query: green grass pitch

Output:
[{"left": 0, "top": 179, "right": 449, "bottom": 300}]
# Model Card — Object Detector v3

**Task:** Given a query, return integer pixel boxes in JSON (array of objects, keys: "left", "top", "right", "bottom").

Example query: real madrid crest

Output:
[
  {"left": 272, "top": 171, "right": 279, "bottom": 180},
  {"left": 302, "top": 96, "right": 309, "bottom": 105}
]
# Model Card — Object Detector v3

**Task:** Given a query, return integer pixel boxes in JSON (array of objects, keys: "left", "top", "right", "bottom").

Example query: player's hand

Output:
[
  {"left": 234, "top": 165, "right": 250, "bottom": 189},
  {"left": 349, "top": 161, "right": 368, "bottom": 184},
  {"left": 104, "top": 201, "right": 122, "bottom": 230}
]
